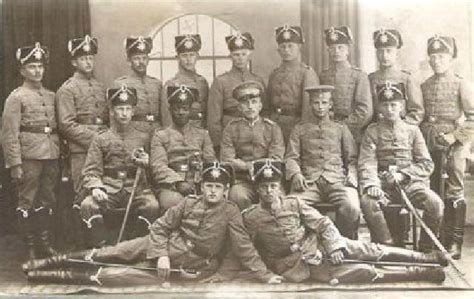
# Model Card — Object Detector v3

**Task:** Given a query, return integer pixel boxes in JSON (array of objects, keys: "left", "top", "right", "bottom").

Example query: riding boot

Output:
[
  {"left": 82, "top": 214, "right": 107, "bottom": 249},
  {"left": 362, "top": 200, "right": 394, "bottom": 244},
  {"left": 385, "top": 207, "right": 409, "bottom": 247},
  {"left": 448, "top": 198, "right": 466, "bottom": 260},
  {"left": 441, "top": 199, "right": 455, "bottom": 248},
  {"left": 22, "top": 249, "right": 95, "bottom": 273},
  {"left": 379, "top": 245, "right": 448, "bottom": 266},
  {"left": 376, "top": 266, "right": 445, "bottom": 283},
  {"left": 17, "top": 209, "right": 36, "bottom": 260},
  {"left": 36, "top": 207, "right": 58, "bottom": 257},
  {"left": 27, "top": 268, "right": 102, "bottom": 285}
]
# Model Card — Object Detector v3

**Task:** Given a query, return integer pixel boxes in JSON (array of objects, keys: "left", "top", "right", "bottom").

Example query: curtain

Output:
[
  {"left": 301, "top": 0, "right": 360, "bottom": 73},
  {"left": 0, "top": 0, "right": 90, "bottom": 237}
]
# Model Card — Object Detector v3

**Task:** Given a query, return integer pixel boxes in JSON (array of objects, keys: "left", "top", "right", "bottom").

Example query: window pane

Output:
[
  {"left": 162, "top": 19, "right": 178, "bottom": 57},
  {"left": 179, "top": 14, "right": 198, "bottom": 34},
  {"left": 214, "top": 18, "right": 233, "bottom": 56},
  {"left": 148, "top": 60, "right": 162, "bottom": 81},
  {"left": 162, "top": 60, "right": 179, "bottom": 83},
  {"left": 197, "top": 15, "right": 213, "bottom": 56},
  {"left": 150, "top": 32, "right": 162, "bottom": 59},
  {"left": 215, "top": 58, "right": 232, "bottom": 76}
]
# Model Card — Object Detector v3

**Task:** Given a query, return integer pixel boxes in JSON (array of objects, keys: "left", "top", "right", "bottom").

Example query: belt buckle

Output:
[
  {"left": 180, "top": 164, "right": 189, "bottom": 172},
  {"left": 44, "top": 126, "right": 51, "bottom": 134},
  {"left": 95, "top": 117, "right": 103, "bottom": 125},
  {"left": 290, "top": 243, "right": 300, "bottom": 253},
  {"left": 146, "top": 114, "right": 155, "bottom": 122},
  {"left": 117, "top": 170, "right": 127, "bottom": 179}
]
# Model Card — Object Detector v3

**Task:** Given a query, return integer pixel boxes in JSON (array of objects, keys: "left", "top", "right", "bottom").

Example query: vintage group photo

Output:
[{"left": 0, "top": 0, "right": 473, "bottom": 297}]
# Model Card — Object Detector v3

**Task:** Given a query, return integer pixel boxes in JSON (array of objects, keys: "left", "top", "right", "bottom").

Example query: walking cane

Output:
[
  {"left": 394, "top": 181, "right": 471, "bottom": 287},
  {"left": 116, "top": 167, "right": 142, "bottom": 244}
]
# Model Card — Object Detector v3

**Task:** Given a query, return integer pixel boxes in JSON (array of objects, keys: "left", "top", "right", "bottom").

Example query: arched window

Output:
[{"left": 148, "top": 14, "right": 238, "bottom": 85}]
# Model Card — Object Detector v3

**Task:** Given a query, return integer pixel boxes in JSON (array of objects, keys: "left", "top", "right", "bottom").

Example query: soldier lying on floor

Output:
[
  {"left": 22, "top": 162, "right": 283, "bottom": 286},
  {"left": 208, "top": 159, "right": 448, "bottom": 285}
]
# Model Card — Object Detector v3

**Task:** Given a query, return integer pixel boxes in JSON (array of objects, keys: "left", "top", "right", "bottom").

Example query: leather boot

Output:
[
  {"left": 448, "top": 199, "right": 466, "bottom": 260},
  {"left": 83, "top": 214, "right": 107, "bottom": 248},
  {"left": 380, "top": 245, "right": 448, "bottom": 266},
  {"left": 22, "top": 250, "right": 95, "bottom": 273},
  {"left": 377, "top": 266, "right": 445, "bottom": 283},
  {"left": 384, "top": 206, "right": 409, "bottom": 247},
  {"left": 36, "top": 207, "right": 58, "bottom": 257},
  {"left": 362, "top": 198, "right": 393, "bottom": 244},
  {"left": 441, "top": 199, "right": 454, "bottom": 248},
  {"left": 27, "top": 268, "right": 101, "bottom": 285},
  {"left": 17, "top": 209, "right": 36, "bottom": 260}
]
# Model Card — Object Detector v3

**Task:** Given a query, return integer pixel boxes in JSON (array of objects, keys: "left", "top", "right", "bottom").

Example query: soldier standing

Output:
[
  {"left": 240, "top": 159, "right": 447, "bottom": 284},
  {"left": 220, "top": 81, "right": 285, "bottom": 210},
  {"left": 161, "top": 34, "right": 209, "bottom": 128},
  {"left": 23, "top": 162, "right": 282, "bottom": 286},
  {"left": 1, "top": 43, "right": 59, "bottom": 259},
  {"left": 151, "top": 85, "right": 216, "bottom": 212},
  {"left": 320, "top": 26, "right": 372, "bottom": 143},
  {"left": 285, "top": 85, "right": 360, "bottom": 239},
  {"left": 359, "top": 82, "right": 444, "bottom": 251},
  {"left": 420, "top": 35, "right": 474, "bottom": 259},
  {"left": 113, "top": 36, "right": 162, "bottom": 135},
  {"left": 369, "top": 29, "right": 424, "bottom": 124},
  {"left": 207, "top": 32, "right": 266, "bottom": 152},
  {"left": 79, "top": 85, "right": 159, "bottom": 248},
  {"left": 56, "top": 35, "right": 108, "bottom": 194},
  {"left": 267, "top": 25, "right": 320, "bottom": 143}
]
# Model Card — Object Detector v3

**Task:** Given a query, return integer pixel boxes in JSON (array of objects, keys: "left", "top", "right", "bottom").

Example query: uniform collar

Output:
[
  {"left": 22, "top": 80, "right": 43, "bottom": 90},
  {"left": 171, "top": 121, "right": 191, "bottom": 133},
  {"left": 129, "top": 70, "right": 147, "bottom": 82},
  {"left": 330, "top": 60, "right": 351, "bottom": 71},
  {"left": 379, "top": 64, "right": 400, "bottom": 74},
  {"left": 309, "top": 114, "right": 331, "bottom": 125},
  {"left": 178, "top": 65, "right": 198, "bottom": 78},
  {"left": 74, "top": 71, "right": 94, "bottom": 81},
  {"left": 434, "top": 69, "right": 454, "bottom": 80},
  {"left": 281, "top": 59, "right": 300, "bottom": 69},
  {"left": 111, "top": 123, "right": 134, "bottom": 136},
  {"left": 242, "top": 116, "right": 261, "bottom": 127},
  {"left": 231, "top": 65, "right": 250, "bottom": 75},
  {"left": 380, "top": 118, "right": 404, "bottom": 127}
]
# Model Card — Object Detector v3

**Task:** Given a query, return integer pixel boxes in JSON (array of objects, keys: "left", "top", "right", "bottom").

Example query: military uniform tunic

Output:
[
  {"left": 220, "top": 117, "right": 285, "bottom": 210},
  {"left": 207, "top": 67, "right": 266, "bottom": 147},
  {"left": 1, "top": 83, "right": 60, "bottom": 210},
  {"left": 161, "top": 68, "right": 209, "bottom": 128},
  {"left": 56, "top": 72, "right": 108, "bottom": 191},
  {"left": 369, "top": 67, "right": 424, "bottom": 124},
  {"left": 358, "top": 120, "right": 444, "bottom": 245},
  {"left": 267, "top": 60, "right": 320, "bottom": 143},
  {"left": 113, "top": 72, "right": 162, "bottom": 133},
  {"left": 150, "top": 123, "right": 216, "bottom": 210},
  {"left": 79, "top": 126, "right": 158, "bottom": 224},
  {"left": 420, "top": 70, "right": 474, "bottom": 201},
  {"left": 242, "top": 195, "right": 387, "bottom": 283},
  {"left": 285, "top": 117, "right": 360, "bottom": 238},
  {"left": 319, "top": 61, "right": 373, "bottom": 142}
]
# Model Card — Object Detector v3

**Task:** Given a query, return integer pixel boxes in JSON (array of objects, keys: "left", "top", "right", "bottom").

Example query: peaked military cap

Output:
[
  {"left": 305, "top": 85, "right": 335, "bottom": 94},
  {"left": 325, "top": 26, "right": 353, "bottom": 45},
  {"left": 16, "top": 42, "right": 49, "bottom": 65},
  {"left": 225, "top": 32, "right": 254, "bottom": 51},
  {"left": 232, "top": 81, "right": 264, "bottom": 102},
  {"left": 107, "top": 84, "right": 138, "bottom": 106},
  {"left": 202, "top": 161, "right": 234, "bottom": 185},
  {"left": 125, "top": 36, "right": 153, "bottom": 56},
  {"left": 167, "top": 85, "right": 199, "bottom": 106},
  {"left": 373, "top": 29, "right": 403, "bottom": 49},
  {"left": 376, "top": 82, "right": 406, "bottom": 102},
  {"left": 68, "top": 34, "right": 98, "bottom": 57},
  {"left": 252, "top": 159, "right": 285, "bottom": 183},
  {"left": 275, "top": 25, "right": 304, "bottom": 44},
  {"left": 175, "top": 34, "right": 202, "bottom": 54},
  {"left": 427, "top": 35, "right": 457, "bottom": 58}
]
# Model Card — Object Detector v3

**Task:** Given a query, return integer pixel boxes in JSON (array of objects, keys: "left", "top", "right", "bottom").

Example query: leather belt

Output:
[
  {"left": 20, "top": 125, "right": 57, "bottom": 134},
  {"left": 273, "top": 106, "right": 300, "bottom": 117},
  {"left": 103, "top": 166, "right": 137, "bottom": 179},
  {"left": 76, "top": 115, "right": 105, "bottom": 125},
  {"left": 132, "top": 114, "right": 160, "bottom": 122}
]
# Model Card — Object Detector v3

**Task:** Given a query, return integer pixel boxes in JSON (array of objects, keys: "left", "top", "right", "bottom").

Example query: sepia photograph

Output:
[{"left": 0, "top": 0, "right": 473, "bottom": 298}]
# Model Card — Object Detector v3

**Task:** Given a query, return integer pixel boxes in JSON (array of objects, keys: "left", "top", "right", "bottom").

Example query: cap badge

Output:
[
  {"left": 83, "top": 43, "right": 91, "bottom": 52},
  {"left": 283, "top": 31, "right": 291, "bottom": 40},
  {"left": 119, "top": 92, "right": 128, "bottom": 102},
  {"left": 211, "top": 168, "right": 221, "bottom": 178},
  {"left": 179, "top": 92, "right": 187, "bottom": 101},
  {"left": 329, "top": 32, "right": 338, "bottom": 41},
  {"left": 33, "top": 50, "right": 42, "bottom": 60},
  {"left": 137, "top": 41, "right": 146, "bottom": 51},
  {"left": 263, "top": 167, "right": 274, "bottom": 178},
  {"left": 380, "top": 33, "right": 388, "bottom": 44},
  {"left": 235, "top": 36, "right": 243, "bottom": 47},
  {"left": 184, "top": 39, "right": 193, "bottom": 49},
  {"left": 432, "top": 40, "right": 441, "bottom": 49},
  {"left": 384, "top": 88, "right": 394, "bottom": 99}
]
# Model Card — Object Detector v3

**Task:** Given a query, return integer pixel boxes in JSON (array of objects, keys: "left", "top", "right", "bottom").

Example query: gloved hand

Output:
[{"left": 131, "top": 147, "right": 149, "bottom": 167}]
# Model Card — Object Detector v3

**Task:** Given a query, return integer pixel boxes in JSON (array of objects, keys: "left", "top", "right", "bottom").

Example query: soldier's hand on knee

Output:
[
  {"left": 10, "top": 165, "right": 23, "bottom": 181},
  {"left": 329, "top": 249, "right": 344, "bottom": 265},
  {"left": 92, "top": 188, "right": 108, "bottom": 202},
  {"left": 291, "top": 173, "right": 308, "bottom": 192},
  {"left": 156, "top": 256, "right": 171, "bottom": 279},
  {"left": 267, "top": 275, "right": 284, "bottom": 284},
  {"left": 438, "top": 133, "right": 456, "bottom": 146},
  {"left": 384, "top": 172, "right": 406, "bottom": 185},
  {"left": 176, "top": 181, "right": 195, "bottom": 195},
  {"left": 367, "top": 186, "right": 384, "bottom": 199}
]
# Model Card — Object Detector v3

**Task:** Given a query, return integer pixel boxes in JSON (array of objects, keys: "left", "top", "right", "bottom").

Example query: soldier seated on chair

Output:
[
  {"left": 220, "top": 80, "right": 285, "bottom": 211},
  {"left": 78, "top": 85, "right": 159, "bottom": 249},
  {"left": 22, "top": 162, "right": 283, "bottom": 286},
  {"left": 285, "top": 85, "right": 360, "bottom": 240},
  {"left": 358, "top": 82, "right": 444, "bottom": 252},
  {"left": 214, "top": 159, "right": 446, "bottom": 285},
  {"left": 150, "top": 85, "right": 216, "bottom": 212}
]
